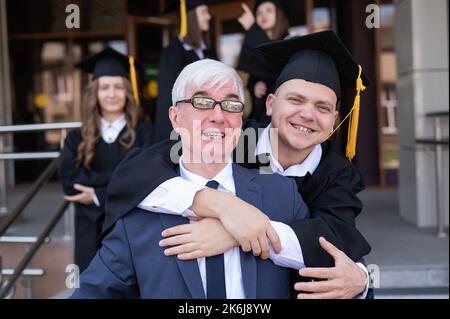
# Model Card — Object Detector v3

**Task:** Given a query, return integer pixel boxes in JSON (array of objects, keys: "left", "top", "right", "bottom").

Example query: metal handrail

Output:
[
  {"left": 0, "top": 122, "right": 81, "bottom": 134},
  {"left": 1, "top": 122, "right": 81, "bottom": 214},
  {"left": 0, "top": 152, "right": 60, "bottom": 160},
  {"left": 0, "top": 236, "right": 51, "bottom": 244},
  {"left": 0, "top": 200, "right": 69, "bottom": 298},
  {"left": 1, "top": 269, "right": 45, "bottom": 276},
  {"left": 0, "top": 157, "right": 59, "bottom": 237}
]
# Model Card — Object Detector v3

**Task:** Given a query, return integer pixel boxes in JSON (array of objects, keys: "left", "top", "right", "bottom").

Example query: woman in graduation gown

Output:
[
  {"left": 237, "top": 0, "right": 289, "bottom": 122},
  {"left": 154, "top": 0, "right": 216, "bottom": 142},
  {"left": 59, "top": 47, "right": 152, "bottom": 272}
]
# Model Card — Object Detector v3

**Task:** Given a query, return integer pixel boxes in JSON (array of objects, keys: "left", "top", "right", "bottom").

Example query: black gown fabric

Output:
[
  {"left": 154, "top": 37, "right": 216, "bottom": 142},
  {"left": 237, "top": 24, "right": 276, "bottom": 122},
  {"left": 58, "top": 122, "right": 152, "bottom": 272}
]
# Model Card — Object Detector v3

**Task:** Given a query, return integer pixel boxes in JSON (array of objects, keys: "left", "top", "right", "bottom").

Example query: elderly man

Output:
[{"left": 71, "top": 59, "right": 309, "bottom": 298}]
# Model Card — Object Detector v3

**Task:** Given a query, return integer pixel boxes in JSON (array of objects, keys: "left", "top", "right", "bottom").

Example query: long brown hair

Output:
[
  {"left": 76, "top": 77, "right": 139, "bottom": 170},
  {"left": 270, "top": 6, "right": 289, "bottom": 41},
  {"left": 183, "top": 9, "right": 205, "bottom": 49}
]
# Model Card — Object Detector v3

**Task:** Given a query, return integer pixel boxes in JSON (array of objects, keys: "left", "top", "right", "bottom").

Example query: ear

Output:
[
  {"left": 168, "top": 106, "right": 180, "bottom": 133},
  {"left": 265, "top": 94, "right": 276, "bottom": 117},
  {"left": 333, "top": 110, "right": 339, "bottom": 126}
]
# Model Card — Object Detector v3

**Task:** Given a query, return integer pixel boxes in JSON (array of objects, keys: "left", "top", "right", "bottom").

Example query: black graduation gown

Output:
[
  {"left": 58, "top": 122, "right": 152, "bottom": 272},
  {"left": 154, "top": 37, "right": 216, "bottom": 142},
  {"left": 237, "top": 24, "right": 275, "bottom": 122}
]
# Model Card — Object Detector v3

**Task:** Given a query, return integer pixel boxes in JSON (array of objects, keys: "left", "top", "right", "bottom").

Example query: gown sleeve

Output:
[
  {"left": 154, "top": 42, "right": 185, "bottom": 142},
  {"left": 58, "top": 129, "right": 113, "bottom": 196},
  {"left": 101, "top": 139, "right": 178, "bottom": 236},
  {"left": 290, "top": 165, "right": 371, "bottom": 268}
]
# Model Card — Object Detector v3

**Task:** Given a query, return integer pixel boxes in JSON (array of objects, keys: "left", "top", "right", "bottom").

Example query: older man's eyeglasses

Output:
[{"left": 176, "top": 97, "right": 244, "bottom": 113}]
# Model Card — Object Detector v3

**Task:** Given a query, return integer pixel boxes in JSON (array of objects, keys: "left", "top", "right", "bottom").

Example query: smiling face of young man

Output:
[
  {"left": 169, "top": 81, "right": 243, "bottom": 170},
  {"left": 266, "top": 78, "right": 339, "bottom": 167}
]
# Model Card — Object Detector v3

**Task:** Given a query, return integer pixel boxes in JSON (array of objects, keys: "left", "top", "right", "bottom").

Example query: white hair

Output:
[{"left": 171, "top": 59, "right": 245, "bottom": 105}]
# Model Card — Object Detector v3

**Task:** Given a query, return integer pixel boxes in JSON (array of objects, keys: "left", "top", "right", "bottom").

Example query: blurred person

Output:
[
  {"left": 58, "top": 47, "right": 152, "bottom": 272},
  {"left": 154, "top": 0, "right": 216, "bottom": 142},
  {"left": 237, "top": 0, "right": 289, "bottom": 122}
]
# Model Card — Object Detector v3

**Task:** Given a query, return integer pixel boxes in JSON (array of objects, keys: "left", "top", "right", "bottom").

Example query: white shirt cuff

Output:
[
  {"left": 355, "top": 262, "right": 370, "bottom": 299},
  {"left": 137, "top": 177, "right": 205, "bottom": 217},
  {"left": 93, "top": 194, "right": 100, "bottom": 207},
  {"left": 268, "top": 221, "right": 305, "bottom": 269}
]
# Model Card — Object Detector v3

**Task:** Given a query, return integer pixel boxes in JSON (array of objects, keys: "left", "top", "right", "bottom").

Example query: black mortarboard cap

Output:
[
  {"left": 256, "top": 30, "right": 370, "bottom": 99},
  {"left": 163, "top": 0, "right": 206, "bottom": 15},
  {"left": 76, "top": 47, "right": 142, "bottom": 105},
  {"left": 76, "top": 47, "right": 131, "bottom": 80}
]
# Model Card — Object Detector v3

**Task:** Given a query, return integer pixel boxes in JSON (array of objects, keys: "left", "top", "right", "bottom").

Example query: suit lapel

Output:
[
  {"left": 159, "top": 213, "right": 206, "bottom": 299},
  {"left": 232, "top": 164, "right": 261, "bottom": 299}
]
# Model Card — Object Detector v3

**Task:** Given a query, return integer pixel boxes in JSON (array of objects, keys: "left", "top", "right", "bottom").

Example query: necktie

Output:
[{"left": 205, "top": 180, "right": 226, "bottom": 299}]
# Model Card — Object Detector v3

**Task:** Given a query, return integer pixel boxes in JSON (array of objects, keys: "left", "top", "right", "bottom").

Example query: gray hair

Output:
[{"left": 171, "top": 59, "right": 245, "bottom": 105}]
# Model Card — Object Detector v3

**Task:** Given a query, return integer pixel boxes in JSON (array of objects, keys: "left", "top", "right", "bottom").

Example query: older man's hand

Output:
[{"left": 192, "top": 188, "right": 281, "bottom": 259}]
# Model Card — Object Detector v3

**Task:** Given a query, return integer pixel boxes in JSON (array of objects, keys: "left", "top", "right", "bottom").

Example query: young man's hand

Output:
[{"left": 294, "top": 237, "right": 368, "bottom": 299}]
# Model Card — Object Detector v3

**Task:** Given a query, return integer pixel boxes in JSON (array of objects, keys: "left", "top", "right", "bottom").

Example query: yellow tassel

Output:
[
  {"left": 179, "top": 0, "right": 187, "bottom": 38},
  {"left": 129, "top": 56, "right": 140, "bottom": 106},
  {"left": 345, "top": 65, "right": 366, "bottom": 160},
  {"left": 326, "top": 65, "right": 366, "bottom": 161}
]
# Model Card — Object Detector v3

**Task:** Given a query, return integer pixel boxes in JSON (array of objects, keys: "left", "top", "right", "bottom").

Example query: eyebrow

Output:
[
  {"left": 224, "top": 93, "right": 240, "bottom": 100},
  {"left": 191, "top": 91, "right": 209, "bottom": 97},
  {"left": 191, "top": 91, "right": 240, "bottom": 100}
]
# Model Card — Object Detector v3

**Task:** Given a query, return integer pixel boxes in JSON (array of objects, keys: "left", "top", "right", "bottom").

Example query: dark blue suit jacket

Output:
[{"left": 72, "top": 164, "right": 309, "bottom": 299}]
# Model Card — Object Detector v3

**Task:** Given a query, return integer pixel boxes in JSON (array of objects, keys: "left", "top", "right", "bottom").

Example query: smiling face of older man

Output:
[{"left": 168, "top": 59, "right": 245, "bottom": 176}]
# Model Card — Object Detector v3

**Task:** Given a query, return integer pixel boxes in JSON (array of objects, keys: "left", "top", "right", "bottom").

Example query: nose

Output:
[
  {"left": 298, "top": 103, "right": 314, "bottom": 121},
  {"left": 106, "top": 87, "right": 116, "bottom": 98},
  {"left": 209, "top": 103, "right": 226, "bottom": 123}
]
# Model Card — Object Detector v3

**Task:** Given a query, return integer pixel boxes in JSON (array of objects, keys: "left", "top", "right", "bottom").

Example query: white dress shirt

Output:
[
  {"left": 179, "top": 36, "right": 207, "bottom": 59},
  {"left": 100, "top": 115, "right": 126, "bottom": 144}
]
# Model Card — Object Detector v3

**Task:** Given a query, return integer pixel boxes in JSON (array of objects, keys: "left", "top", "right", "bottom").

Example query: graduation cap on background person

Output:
[
  {"left": 76, "top": 47, "right": 141, "bottom": 106},
  {"left": 255, "top": 30, "right": 370, "bottom": 160},
  {"left": 163, "top": 0, "right": 206, "bottom": 38}
]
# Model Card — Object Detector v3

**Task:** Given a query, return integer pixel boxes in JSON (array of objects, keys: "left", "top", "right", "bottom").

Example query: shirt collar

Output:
[
  {"left": 179, "top": 36, "right": 207, "bottom": 51},
  {"left": 179, "top": 157, "right": 235, "bottom": 194},
  {"left": 179, "top": 36, "right": 206, "bottom": 59},
  {"left": 255, "top": 123, "right": 322, "bottom": 177},
  {"left": 100, "top": 114, "right": 126, "bottom": 133}
]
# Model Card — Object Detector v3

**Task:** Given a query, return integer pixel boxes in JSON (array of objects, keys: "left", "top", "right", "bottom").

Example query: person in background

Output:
[
  {"left": 59, "top": 47, "right": 152, "bottom": 272},
  {"left": 154, "top": 0, "right": 216, "bottom": 142},
  {"left": 237, "top": 0, "right": 290, "bottom": 122}
]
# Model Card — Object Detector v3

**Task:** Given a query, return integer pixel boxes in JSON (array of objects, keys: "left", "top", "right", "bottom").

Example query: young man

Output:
[
  {"left": 72, "top": 59, "right": 310, "bottom": 298},
  {"left": 103, "top": 31, "right": 372, "bottom": 299}
]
